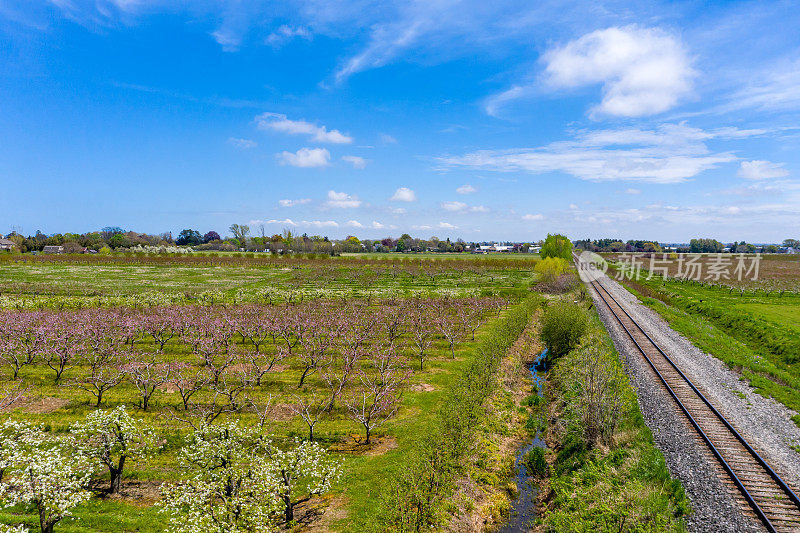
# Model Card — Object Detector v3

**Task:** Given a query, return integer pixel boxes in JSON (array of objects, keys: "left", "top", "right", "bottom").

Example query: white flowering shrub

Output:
[
  {"left": 159, "top": 422, "right": 341, "bottom": 531},
  {"left": 70, "top": 406, "right": 158, "bottom": 493},
  {"left": 0, "top": 422, "right": 94, "bottom": 533},
  {"left": 266, "top": 438, "right": 342, "bottom": 523},
  {"left": 129, "top": 245, "right": 192, "bottom": 255},
  {"left": 0, "top": 524, "right": 28, "bottom": 533}
]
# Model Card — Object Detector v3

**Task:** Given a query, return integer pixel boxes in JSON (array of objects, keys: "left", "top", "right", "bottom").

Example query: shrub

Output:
[
  {"left": 524, "top": 447, "right": 547, "bottom": 476},
  {"left": 541, "top": 302, "right": 588, "bottom": 358},
  {"left": 534, "top": 257, "right": 569, "bottom": 283}
]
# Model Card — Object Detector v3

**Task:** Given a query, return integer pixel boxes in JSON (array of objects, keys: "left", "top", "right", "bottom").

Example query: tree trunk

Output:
[
  {"left": 284, "top": 497, "right": 294, "bottom": 523},
  {"left": 96, "top": 390, "right": 103, "bottom": 407},
  {"left": 109, "top": 456, "right": 126, "bottom": 494},
  {"left": 39, "top": 507, "right": 54, "bottom": 533}
]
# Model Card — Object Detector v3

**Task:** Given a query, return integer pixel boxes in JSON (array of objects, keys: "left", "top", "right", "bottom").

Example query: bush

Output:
[
  {"left": 524, "top": 447, "right": 547, "bottom": 476},
  {"left": 535, "top": 257, "right": 569, "bottom": 283},
  {"left": 541, "top": 302, "right": 588, "bottom": 358}
]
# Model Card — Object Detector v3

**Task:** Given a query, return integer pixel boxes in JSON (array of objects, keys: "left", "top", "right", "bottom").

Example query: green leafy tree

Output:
[
  {"left": 540, "top": 234, "right": 573, "bottom": 261},
  {"left": 229, "top": 224, "right": 251, "bottom": 244},
  {"left": 176, "top": 229, "right": 203, "bottom": 246}
]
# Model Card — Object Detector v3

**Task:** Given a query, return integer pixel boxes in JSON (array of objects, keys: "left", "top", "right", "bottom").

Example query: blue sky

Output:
[{"left": 1, "top": 0, "right": 799, "bottom": 242}]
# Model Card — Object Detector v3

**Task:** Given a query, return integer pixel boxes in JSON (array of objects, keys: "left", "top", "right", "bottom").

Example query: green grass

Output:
[
  {"left": 0, "top": 258, "right": 538, "bottom": 308},
  {"left": 543, "top": 309, "right": 688, "bottom": 532}
]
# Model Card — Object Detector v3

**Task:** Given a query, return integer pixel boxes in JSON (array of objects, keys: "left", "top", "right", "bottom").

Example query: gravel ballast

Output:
[{"left": 588, "top": 274, "right": 800, "bottom": 532}]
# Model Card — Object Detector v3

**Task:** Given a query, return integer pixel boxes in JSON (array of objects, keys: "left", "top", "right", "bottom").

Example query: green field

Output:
[{"left": 0, "top": 254, "right": 543, "bottom": 532}]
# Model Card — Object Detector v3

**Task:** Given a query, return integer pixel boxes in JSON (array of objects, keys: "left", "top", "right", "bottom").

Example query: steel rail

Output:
[
  {"left": 594, "top": 277, "right": 800, "bottom": 512},
  {"left": 588, "top": 277, "right": 791, "bottom": 533}
]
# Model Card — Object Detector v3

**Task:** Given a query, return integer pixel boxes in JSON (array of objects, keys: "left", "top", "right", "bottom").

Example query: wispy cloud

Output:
[
  {"left": 390, "top": 187, "right": 417, "bottom": 202},
  {"left": 522, "top": 213, "right": 544, "bottom": 221},
  {"left": 456, "top": 184, "right": 477, "bottom": 194},
  {"left": 438, "top": 123, "right": 746, "bottom": 184},
  {"left": 726, "top": 60, "right": 800, "bottom": 113},
  {"left": 737, "top": 160, "right": 790, "bottom": 180},
  {"left": 341, "top": 155, "right": 367, "bottom": 169},
  {"left": 266, "top": 25, "right": 311, "bottom": 48},
  {"left": 441, "top": 201, "right": 467, "bottom": 212},
  {"left": 277, "top": 147, "right": 331, "bottom": 168},
  {"left": 326, "top": 190, "right": 361, "bottom": 208},
  {"left": 227, "top": 137, "right": 257, "bottom": 149},
  {"left": 256, "top": 112, "right": 352, "bottom": 144},
  {"left": 278, "top": 198, "right": 312, "bottom": 207}
]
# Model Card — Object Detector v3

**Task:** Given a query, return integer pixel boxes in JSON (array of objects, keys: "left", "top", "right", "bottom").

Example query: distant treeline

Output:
[{"left": 574, "top": 237, "right": 799, "bottom": 253}]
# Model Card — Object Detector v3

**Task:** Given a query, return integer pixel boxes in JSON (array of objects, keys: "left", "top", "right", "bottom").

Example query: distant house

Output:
[
  {"left": 42, "top": 245, "right": 64, "bottom": 254},
  {"left": 0, "top": 238, "right": 15, "bottom": 251},
  {"left": 528, "top": 246, "right": 542, "bottom": 253}
]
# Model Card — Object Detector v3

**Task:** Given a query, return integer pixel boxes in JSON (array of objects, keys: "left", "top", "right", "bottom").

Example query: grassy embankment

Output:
[
  {"left": 538, "top": 296, "right": 689, "bottom": 532},
  {"left": 609, "top": 270, "right": 800, "bottom": 426}
]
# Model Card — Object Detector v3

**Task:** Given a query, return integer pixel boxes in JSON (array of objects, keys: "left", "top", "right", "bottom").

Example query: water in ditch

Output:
[{"left": 497, "top": 348, "right": 549, "bottom": 533}]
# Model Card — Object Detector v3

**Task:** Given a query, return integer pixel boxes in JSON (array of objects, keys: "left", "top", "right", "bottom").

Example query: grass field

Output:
[
  {"left": 0, "top": 254, "right": 543, "bottom": 532},
  {"left": 0, "top": 254, "right": 537, "bottom": 308}
]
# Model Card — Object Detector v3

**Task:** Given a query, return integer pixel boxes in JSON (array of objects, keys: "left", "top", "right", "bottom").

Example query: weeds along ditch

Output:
[
  {"left": 372, "top": 295, "right": 542, "bottom": 531},
  {"left": 497, "top": 347, "right": 549, "bottom": 533},
  {"left": 536, "top": 297, "right": 689, "bottom": 532}
]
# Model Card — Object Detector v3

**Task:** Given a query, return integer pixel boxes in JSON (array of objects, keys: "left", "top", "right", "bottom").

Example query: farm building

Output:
[
  {"left": 0, "top": 238, "right": 16, "bottom": 251},
  {"left": 42, "top": 245, "right": 64, "bottom": 254}
]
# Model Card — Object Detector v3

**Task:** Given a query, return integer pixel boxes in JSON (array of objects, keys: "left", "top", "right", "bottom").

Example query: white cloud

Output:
[
  {"left": 456, "top": 184, "right": 477, "bottom": 194},
  {"left": 412, "top": 224, "right": 432, "bottom": 230},
  {"left": 266, "top": 25, "right": 311, "bottom": 48},
  {"left": 380, "top": 133, "right": 397, "bottom": 144},
  {"left": 543, "top": 26, "right": 695, "bottom": 118},
  {"left": 211, "top": 29, "right": 241, "bottom": 52},
  {"left": 438, "top": 222, "right": 458, "bottom": 229},
  {"left": 569, "top": 203, "right": 578, "bottom": 209},
  {"left": 256, "top": 113, "right": 352, "bottom": 144},
  {"left": 737, "top": 160, "right": 790, "bottom": 180},
  {"left": 441, "top": 201, "right": 467, "bottom": 212},
  {"left": 342, "top": 155, "right": 367, "bottom": 169},
  {"left": 522, "top": 213, "right": 544, "bottom": 221},
  {"left": 277, "top": 147, "right": 331, "bottom": 168},
  {"left": 227, "top": 137, "right": 257, "bottom": 149},
  {"left": 390, "top": 187, "right": 417, "bottom": 202},
  {"left": 302, "top": 220, "right": 339, "bottom": 228},
  {"left": 391, "top": 207, "right": 406, "bottom": 214},
  {"left": 326, "top": 190, "right": 362, "bottom": 208},
  {"left": 438, "top": 123, "right": 740, "bottom": 184},
  {"left": 278, "top": 198, "right": 311, "bottom": 207},
  {"left": 625, "top": 188, "right": 641, "bottom": 195},
  {"left": 470, "top": 205, "right": 489, "bottom": 213},
  {"left": 345, "top": 220, "right": 386, "bottom": 229},
  {"left": 728, "top": 60, "right": 800, "bottom": 113},
  {"left": 249, "top": 218, "right": 297, "bottom": 226}
]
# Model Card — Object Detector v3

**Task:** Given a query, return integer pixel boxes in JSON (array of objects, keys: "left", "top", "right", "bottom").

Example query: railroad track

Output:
[{"left": 588, "top": 276, "right": 800, "bottom": 533}]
